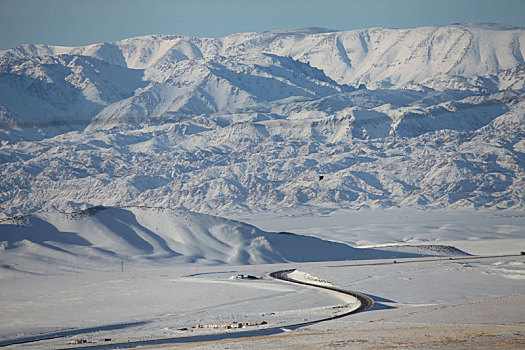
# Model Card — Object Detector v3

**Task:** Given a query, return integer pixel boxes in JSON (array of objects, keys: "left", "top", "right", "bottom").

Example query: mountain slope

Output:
[
  {"left": 86, "top": 52, "right": 350, "bottom": 131},
  {"left": 0, "top": 24, "right": 524, "bottom": 216},
  {"left": 2, "top": 23, "right": 524, "bottom": 133},
  {"left": 0, "top": 206, "right": 436, "bottom": 273}
]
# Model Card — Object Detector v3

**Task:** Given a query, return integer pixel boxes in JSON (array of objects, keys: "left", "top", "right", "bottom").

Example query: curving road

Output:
[
  {"left": 3, "top": 269, "right": 373, "bottom": 349},
  {"left": 269, "top": 269, "right": 374, "bottom": 318},
  {"left": 60, "top": 255, "right": 520, "bottom": 348}
]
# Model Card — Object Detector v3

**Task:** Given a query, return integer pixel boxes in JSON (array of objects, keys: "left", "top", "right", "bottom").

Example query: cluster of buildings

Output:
[{"left": 194, "top": 321, "right": 267, "bottom": 329}]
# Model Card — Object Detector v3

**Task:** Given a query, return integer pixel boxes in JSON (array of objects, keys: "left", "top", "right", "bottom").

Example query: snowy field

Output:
[
  {"left": 0, "top": 264, "right": 361, "bottom": 348},
  {"left": 243, "top": 207, "right": 525, "bottom": 255},
  {"left": 177, "top": 257, "right": 525, "bottom": 349},
  {"left": 1, "top": 208, "right": 524, "bottom": 349}
]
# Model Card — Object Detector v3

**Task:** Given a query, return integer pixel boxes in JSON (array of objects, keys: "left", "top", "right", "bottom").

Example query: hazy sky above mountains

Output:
[{"left": 1, "top": 0, "right": 525, "bottom": 49}]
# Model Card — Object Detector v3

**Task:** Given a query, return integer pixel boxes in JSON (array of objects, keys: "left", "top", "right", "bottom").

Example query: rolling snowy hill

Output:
[
  {"left": 0, "top": 23, "right": 524, "bottom": 216},
  {"left": 0, "top": 206, "right": 450, "bottom": 274}
]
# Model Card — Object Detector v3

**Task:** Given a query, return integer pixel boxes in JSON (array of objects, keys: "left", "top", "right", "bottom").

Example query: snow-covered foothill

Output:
[{"left": 0, "top": 206, "right": 446, "bottom": 275}]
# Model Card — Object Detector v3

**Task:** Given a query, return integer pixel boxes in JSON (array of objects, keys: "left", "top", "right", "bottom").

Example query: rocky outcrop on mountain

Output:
[{"left": 0, "top": 24, "right": 524, "bottom": 216}]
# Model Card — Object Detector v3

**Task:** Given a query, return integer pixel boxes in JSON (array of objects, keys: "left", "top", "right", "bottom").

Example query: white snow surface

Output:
[
  {"left": 0, "top": 207, "right": 522, "bottom": 348},
  {"left": 243, "top": 207, "right": 525, "bottom": 256},
  {"left": 0, "top": 206, "right": 340, "bottom": 273},
  {"left": 0, "top": 265, "right": 356, "bottom": 348},
  {"left": 1, "top": 247, "right": 522, "bottom": 348},
  {"left": 1, "top": 206, "right": 460, "bottom": 275},
  {"left": 284, "top": 270, "right": 334, "bottom": 287},
  {"left": 0, "top": 23, "right": 524, "bottom": 216}
]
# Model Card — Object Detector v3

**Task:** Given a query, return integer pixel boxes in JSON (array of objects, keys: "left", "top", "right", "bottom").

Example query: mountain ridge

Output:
[{"left": 0, "top": 23, "right": 524, "bottom": 216}]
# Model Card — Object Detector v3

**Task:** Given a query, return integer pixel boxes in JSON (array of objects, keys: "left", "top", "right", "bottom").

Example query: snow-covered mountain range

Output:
[{"left": 0, "top": 23, "right": 524, "bottom": 216}]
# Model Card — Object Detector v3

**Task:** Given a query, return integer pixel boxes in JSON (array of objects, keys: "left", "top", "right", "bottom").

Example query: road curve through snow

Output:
[
  {"left": 269, "top": 269, "right": 374, "bottom": 316},
  {"left": 46, "top": 269, "right": 374, "bottom": 349}
]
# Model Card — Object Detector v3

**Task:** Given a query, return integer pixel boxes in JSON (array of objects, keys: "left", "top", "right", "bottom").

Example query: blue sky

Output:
[{"left": 1, "top": 0, "right": 525, "bottom": 49}]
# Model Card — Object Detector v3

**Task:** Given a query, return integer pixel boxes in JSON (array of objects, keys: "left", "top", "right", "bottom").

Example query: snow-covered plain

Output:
[
  {"left": 243, "top": 207, "right": 525, "bottom": 255},
  {"left": 0, "top": 264, "right": 361, "bottom": 348},
  {"left": 1, "top": 249, "right": 523, "bottom": 349},
  {"left": 0, "top": 207, "right": 523, "bottom": 349}
]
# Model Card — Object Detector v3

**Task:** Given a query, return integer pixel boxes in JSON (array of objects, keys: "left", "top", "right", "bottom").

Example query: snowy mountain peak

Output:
[{"left": 0, "top": 24, "right": 524, "bottom": 216}]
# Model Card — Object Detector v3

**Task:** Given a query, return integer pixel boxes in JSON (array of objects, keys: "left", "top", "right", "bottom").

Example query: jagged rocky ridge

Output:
[{"left": 0, "top": 23, "right": 524, "bottom": 216}]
